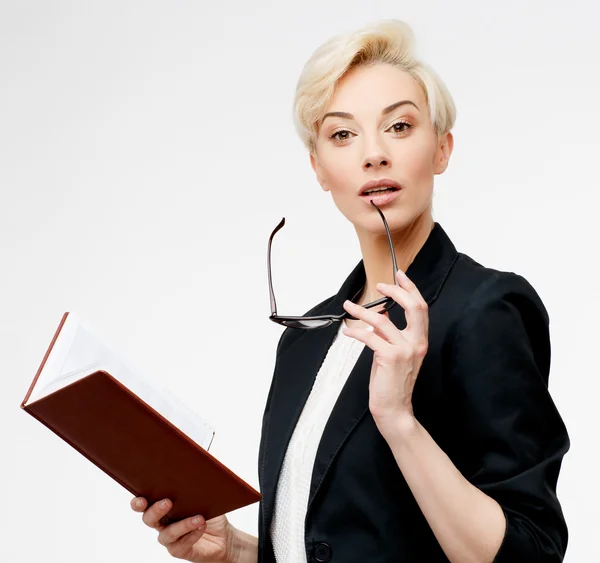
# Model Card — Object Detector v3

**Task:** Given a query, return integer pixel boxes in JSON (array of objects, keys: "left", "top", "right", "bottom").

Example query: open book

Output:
[{"left": 21, "top": 312, "right": 261, "bottom": 521}]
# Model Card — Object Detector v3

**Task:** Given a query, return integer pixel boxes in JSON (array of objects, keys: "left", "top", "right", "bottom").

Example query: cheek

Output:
[
  {"left": 398, "top": 141, "right": 437, "bottom": 179},
  {"left": 399, "top": 139, "right": 435, "bottom": 167},
  {"left": 320, "top": 152, "right": 356, "bottom": 189}
]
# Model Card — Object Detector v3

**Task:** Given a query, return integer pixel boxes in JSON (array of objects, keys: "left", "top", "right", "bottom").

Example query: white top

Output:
[{"left": 270, "top": 320, "right": 371, "bottom": 563}]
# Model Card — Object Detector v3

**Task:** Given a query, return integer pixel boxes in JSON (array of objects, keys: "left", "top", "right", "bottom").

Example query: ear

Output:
[
  {"left": 310, "top": 152, "right": 330, "bottom": 192},
  {"left": 433, "top": 131, "right": 454, "bottom": 175}
]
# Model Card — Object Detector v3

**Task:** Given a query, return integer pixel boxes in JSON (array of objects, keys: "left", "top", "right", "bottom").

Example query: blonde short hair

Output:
[{"left": 293, "top": 19, "right": 457, "bottom": 154}]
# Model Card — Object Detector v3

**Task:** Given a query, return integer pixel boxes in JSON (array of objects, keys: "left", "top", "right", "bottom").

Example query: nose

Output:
[
  {"left": 363, "top": 155, "right": 391, "bottom": 170},
  {"left": 362, "top": 138, "right": 392, "bottom": 171}
]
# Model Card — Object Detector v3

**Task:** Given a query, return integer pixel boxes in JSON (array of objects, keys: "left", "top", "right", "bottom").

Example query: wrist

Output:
[
  {"left": 229, "top": 525, "right": 258, "bottom": 563},
  {"left": 375, "top": 411, "right": 419, "bottom": 442}
]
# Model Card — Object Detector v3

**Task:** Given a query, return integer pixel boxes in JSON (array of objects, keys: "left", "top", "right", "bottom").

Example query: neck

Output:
[{"left": 353, "top": 207, "right": 434, "bottom": 305}]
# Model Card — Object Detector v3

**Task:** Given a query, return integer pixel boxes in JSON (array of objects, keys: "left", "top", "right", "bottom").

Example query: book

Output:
[{"left": 21, "top": 312, "right": 261, "bottom": 521}]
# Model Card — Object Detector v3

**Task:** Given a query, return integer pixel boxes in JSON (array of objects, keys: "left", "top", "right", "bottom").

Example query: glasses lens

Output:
[{"left": 282, "top": 318, "right": 333, "bottom": 329}]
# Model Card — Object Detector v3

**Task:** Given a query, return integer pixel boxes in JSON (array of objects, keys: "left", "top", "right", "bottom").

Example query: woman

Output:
[{"left": 131, "top": 19, "right": 569, "bottom": 562}]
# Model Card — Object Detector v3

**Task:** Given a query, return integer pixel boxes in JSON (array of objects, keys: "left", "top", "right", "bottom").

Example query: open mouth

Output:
[{"left": 361, "top": 187, "right": 399, "bottom": 196}]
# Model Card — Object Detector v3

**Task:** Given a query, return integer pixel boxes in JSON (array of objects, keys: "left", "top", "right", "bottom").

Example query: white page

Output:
[
  {"left": 28, "top": 313, "right": 80, "bottom": 399},
  {"left": 27, "top": 313, "right": 215, "bottom": 450}
]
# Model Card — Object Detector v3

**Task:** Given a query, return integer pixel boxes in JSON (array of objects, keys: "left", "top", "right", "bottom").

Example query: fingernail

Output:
[
  {"left": 136, "top": 498, "right": 144, "bottom": 508},
  {"left": 192, "top": 515, "right": 202, "bottom": 525},
  {"left": 160, "top": 499, "right": 169, "bottom": 509}
]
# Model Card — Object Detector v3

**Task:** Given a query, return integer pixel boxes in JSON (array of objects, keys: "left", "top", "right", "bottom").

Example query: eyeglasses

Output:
[{"left": 267, "top": 200, "right": 399, "bottom": 329}]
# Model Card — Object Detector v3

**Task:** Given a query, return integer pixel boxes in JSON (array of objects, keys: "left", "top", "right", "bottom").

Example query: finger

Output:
[
  {"left": 130, "top": 497, "right": 147, "bottom": 513},
  {"left": 395, "top": 268, "right": 427, "bottom": 308},
  {"left": 164, "top": 527, "right": 208, "bottom": 560},
  {"left": 158, "top": 514, "right": 206, "bottom": 548},
  {"left": 342, "top": 324, "right": 398, "bottom": 355},
  {"left": 381, "top": 272, "right": 428, "bottom": 336},
  {"left": 142, "top": 498, "right": 173, "bottom": 529},
  {"left": 342, "top": 300, "right": 402, "bottom": 345}
]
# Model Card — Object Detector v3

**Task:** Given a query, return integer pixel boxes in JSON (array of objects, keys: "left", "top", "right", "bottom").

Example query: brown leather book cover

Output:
[{"left": 21, "top": 313, "right": 261, "bottom": 522}]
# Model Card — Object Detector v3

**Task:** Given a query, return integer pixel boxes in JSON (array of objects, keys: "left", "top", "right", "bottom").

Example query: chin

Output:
[{"left": 350, "top": 205, "right": 408, "bottom": 235}]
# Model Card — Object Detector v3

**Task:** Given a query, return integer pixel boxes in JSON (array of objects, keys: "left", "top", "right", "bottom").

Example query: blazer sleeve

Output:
[{"left": 448, "top": 271, "right": 570, "bottom": 562}]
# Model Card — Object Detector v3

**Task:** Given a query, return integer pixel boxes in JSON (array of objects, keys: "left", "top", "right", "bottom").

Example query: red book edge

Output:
[{"left": 21, "top": 311, "right": 70, "bottom": 408}]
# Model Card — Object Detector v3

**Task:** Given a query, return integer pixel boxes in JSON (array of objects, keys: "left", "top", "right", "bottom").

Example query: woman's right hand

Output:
[{"left": 131, "top": 496, "right": 237, "bottom": 562}]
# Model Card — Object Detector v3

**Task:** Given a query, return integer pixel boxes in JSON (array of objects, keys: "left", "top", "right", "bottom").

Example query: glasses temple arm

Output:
[
  {"left": 370, "top": 200, "right": 399, "bottom": 283},
  {"left": 267, "top": 217, "right": 286, "bottom": 315}
]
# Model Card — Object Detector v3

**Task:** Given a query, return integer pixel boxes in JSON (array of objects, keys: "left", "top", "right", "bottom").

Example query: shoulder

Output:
[
  {"left": 442, "top": 251, "right": 553, "bottom": 394},
  {"left": 425, "top": 250, "right": 552, "bottom": 391},
  {"left": 442, "top": 251, "right": 550, "bottom": 336},
  {"left": 448, "top": 252, "right": 547, "bottom": 314}
]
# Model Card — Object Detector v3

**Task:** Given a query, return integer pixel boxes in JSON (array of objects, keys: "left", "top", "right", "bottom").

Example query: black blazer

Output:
[{"left": 257, "top": 222, "right": 569, "bottom": 563}]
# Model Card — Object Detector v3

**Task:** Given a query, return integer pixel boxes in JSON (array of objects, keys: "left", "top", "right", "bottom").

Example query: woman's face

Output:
[{"left": 310, "top": 63, "right": 453, "bottom": 234}]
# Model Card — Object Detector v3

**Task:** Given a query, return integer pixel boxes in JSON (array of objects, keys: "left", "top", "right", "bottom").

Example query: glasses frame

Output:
[{"left": 267, "top": 200, "right": 400, "bottom": 329}]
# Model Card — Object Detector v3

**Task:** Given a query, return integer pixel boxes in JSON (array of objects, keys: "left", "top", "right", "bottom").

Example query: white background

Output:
[{"left": 1, "top": 1, "right": 598, "bottom": 561}]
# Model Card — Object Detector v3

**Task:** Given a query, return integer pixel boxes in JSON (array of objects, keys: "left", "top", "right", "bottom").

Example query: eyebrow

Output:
[{"left": 320, "top": 99, "right": 420, "bottom": 125}]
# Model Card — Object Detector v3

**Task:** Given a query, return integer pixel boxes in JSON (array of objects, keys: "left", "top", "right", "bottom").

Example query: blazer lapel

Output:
[
  {"left": 261, "top": 262, "right": 363, "bottom": 525},
  {"left": 262, "top": 222, "right": 459, "bottom": 529}
]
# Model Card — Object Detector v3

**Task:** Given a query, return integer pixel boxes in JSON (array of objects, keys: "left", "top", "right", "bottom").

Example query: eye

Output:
[
  {"left": 388, "top": 120, "right": 412, "bottom": 134},
  {"left": 329, "top": 129, "right": 354, "bottom": 143},
  {"left": 329, "top": 120, "right": 413, "bottom": 144}
]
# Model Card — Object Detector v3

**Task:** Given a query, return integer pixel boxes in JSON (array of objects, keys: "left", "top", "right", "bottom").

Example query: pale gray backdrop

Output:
[{"left": 1, "top": 1, "right": 598, "bottom": 561}]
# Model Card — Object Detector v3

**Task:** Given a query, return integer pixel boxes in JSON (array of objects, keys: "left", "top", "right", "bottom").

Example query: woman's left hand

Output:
[{"left": 342, "top": 268, "right": 429, "bottom": 434}]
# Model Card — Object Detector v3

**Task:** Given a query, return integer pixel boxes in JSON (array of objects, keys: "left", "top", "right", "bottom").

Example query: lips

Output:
[
  {"left": 359, "top": 178, "right": 402, "bottom": 195},
  {"left": 359, "top": 187, "right": 401, "bottom": 207}
]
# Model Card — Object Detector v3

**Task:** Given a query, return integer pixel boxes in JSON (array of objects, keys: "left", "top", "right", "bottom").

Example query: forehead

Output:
[{"left": 325, "top": 63, "right": 426, "bottom": 114}]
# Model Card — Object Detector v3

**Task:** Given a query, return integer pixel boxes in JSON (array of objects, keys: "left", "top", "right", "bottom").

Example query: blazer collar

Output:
[
  {"left": 326, "top": 221, "right": 458, "bottom": 317},
  {"left": 261, "top": 222, "right": 458, "bottom": 530}
]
